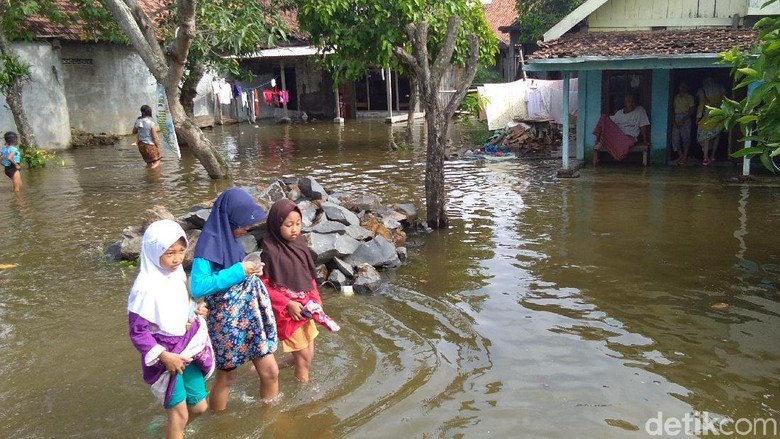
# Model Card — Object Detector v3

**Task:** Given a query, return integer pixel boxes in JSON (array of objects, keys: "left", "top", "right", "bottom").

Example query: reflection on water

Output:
[{"left": 0, "top": 120, "right": 779, "bottom": 438}]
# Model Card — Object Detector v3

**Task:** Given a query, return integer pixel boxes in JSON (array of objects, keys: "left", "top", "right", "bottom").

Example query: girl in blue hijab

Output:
[{"left": 190, "top": 188, "right": 279, "bottom": 412}]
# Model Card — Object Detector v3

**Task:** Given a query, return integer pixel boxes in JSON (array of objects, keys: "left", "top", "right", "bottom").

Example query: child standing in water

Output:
[
  {"left": 132, "top": 105, "right": 162, "bottom": 169},
  {"left": 2, "top": 131, "right": 22, "bottom": 192},
  {"left": 128, "top": 220, "right": 214, "bottom": 439},
  {"left": 262, "top": 198, "right": 339, "bottom": 383},
  {"left": 189, "top": 188, "right": 279, "bottom": 412}
]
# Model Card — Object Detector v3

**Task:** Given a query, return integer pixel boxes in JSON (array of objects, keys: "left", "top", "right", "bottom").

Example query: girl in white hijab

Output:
[{"left": 127, "top": 220, "right": 214, "bottom": 439}]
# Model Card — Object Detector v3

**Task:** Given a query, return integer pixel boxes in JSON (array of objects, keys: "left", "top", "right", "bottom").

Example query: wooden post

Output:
[
  {"left": 386, "top": 67, "right": 393, "bottom": 118},
  {"left": 280, "top": 60, "right": 289, "bottom": 120},
  {"left": 561, "top": 71, "right": 570, "bottom": 170}
]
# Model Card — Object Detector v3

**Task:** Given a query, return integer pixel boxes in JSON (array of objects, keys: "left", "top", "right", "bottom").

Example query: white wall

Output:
[{"left": 0, "top": 42, "right": 71, "bottom": 149}]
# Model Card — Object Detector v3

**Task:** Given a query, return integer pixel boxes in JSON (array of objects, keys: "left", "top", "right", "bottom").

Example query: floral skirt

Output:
[{"left": 205, "top": 276, "right": 277, "bottom": 370}]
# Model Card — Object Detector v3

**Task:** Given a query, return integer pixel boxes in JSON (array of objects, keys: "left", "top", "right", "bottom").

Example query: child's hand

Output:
[
  {"left": 194, "top": 302, "right": 208, "bottom": 317},
  {"left": 241, "top": 261, "right": 264, "bottom": 277},
  {"left": 286, "top": 301, "right": 304, "bottom": 321},
  {"left": 159, "top": 351, "right": 192, "bottom": 375}
]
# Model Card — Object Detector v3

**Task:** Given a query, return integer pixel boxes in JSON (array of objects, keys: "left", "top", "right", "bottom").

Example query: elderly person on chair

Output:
[{"left": 592, "top": 95, "right": 650, "bottom": 166}]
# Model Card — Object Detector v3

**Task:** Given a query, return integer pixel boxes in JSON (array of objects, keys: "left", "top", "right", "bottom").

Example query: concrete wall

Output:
[
  {"left": 60, "top": 42, "right": 158, "bottom": 135},
  {"left": 0, "top": 42, "right": 71, "bottom": 149},
  {"left": 1, "top": 41, "right": 219, "bottom": 150}
]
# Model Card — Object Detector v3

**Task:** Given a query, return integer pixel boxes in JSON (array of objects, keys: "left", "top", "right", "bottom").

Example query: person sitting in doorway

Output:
[{"left": 592, "top": 94, "right": 650, "bottom": 166}]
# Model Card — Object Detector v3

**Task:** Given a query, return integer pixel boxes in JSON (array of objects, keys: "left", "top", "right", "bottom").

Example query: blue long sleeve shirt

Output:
[{"left": 189, "top": 257, "right": 246, "bottom": 299}]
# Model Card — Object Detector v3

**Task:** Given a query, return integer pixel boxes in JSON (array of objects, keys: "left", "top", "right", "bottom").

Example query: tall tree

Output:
[
  {"left": 711, "top": 0, "right": 780, "bottom": 172},
  {"left": 297, "top": 0, "right": 497, "bottom": 228},
  {"left": 101, "top": 0, "right": 230, "bottom": 178},
  {"left": 515, "top": 0, "right": 584, "bottom": 42}
]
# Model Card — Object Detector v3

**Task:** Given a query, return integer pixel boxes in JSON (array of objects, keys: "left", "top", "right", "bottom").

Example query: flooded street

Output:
[{"left": 1, "top": 119, "right": 779, "bottom": 438}]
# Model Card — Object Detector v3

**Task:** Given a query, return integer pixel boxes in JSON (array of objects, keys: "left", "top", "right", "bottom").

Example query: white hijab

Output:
[{"left": 127, "top": 220, "right": 190, "bottom": 336}]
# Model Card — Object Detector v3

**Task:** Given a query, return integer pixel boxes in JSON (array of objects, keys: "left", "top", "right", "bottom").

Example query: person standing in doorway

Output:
[
  {"left": 133, "top": 105, "right": 162, "bottom": 169},
  {"left": 696, "top": 78, "right": 726, "bottom": 166},
  {"left": 670, "top": 82, "right": 695, "bottom": 165}
]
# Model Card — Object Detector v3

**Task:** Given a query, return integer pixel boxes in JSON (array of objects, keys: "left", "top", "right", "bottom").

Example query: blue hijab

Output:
[{"left": 194, "top": 188, "right": 266, "bottom": 269}]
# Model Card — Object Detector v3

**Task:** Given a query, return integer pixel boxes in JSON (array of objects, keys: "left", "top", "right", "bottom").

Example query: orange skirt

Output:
[{"left": 282, "top": 320, "right": 319, "bottom": 352}]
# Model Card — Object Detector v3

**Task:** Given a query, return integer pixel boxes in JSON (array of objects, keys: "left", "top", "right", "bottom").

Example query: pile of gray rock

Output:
[{"left": 105, "top": 176, "right": 418, "bottom": 294}]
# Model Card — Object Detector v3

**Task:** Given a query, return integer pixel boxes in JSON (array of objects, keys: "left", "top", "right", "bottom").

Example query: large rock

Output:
[
  {"left": 311, "top": 220, "right": 348, "bottom": 234},
  {"left": 321, "top": 202, "right": 360, "bottom": 226},
  {"left": 382, "top": 217, "right": 402, "bottom": 231},
  {"left": 360, "top": 214, "right": 393, "bottom": 241},
  {"left": 308, "top": 233, "right": 361, "bottom": 264},
  {"left": 299, "top": 176, "right": 327, "bottom": 200},
  {"left": 344, "top": 235, "right": 401, "bottom": 269},
  {"left": 120, "top": 235, "right": 142, "bottom": 260},
  {"left": 329, "top": 256, "right": 355, "bottom": 278},
  {"left": 315, "top": 264, "right": 329, "bottom": 284},
  {"left": 286, "top": 184, "right": 302, "bottom": 201},
  {"left": 141, "top": 205, "right": 175, "bottom": 232},
  {"left": 395, "top": 203, "right": 418, "bottom": 223},
  {"left": 353, "top": 193, "right": 383, "bottom": 212},
  {"left": 396, "top": 246, "right": 407, "bottom": 263},
  {"left": 257, "top": 180, "right": 287, "bottom": 203},
  {"left": 353, "top": 263, "right": 382, "bottom": 294},
  {"left": 104, "top": 241, "right": 122, "bottom": 261},
  {"left": 297, "top": 200, "right": 319, "bottom": 227},
  {"left": 392, "top": 229, "right": 407, "bottom": 247},
  {"left": 180, "top": 208, "right": 210, "bottom": 229},
  {"left": 327, "top": 269, "right": 349, "bottom": 288},
  {"left": 344, "top": 224, "right": 374, "bottom": 241}
]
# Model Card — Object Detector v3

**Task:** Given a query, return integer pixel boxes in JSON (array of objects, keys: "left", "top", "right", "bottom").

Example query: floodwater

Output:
[{"left": 1, "top": 119, "right": 779, "bottom": 438}]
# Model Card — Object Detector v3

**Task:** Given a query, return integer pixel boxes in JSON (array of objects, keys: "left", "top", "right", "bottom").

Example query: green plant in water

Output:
[
  {"left": 460, "top": 92, "right": 489, "bottom": 118},
  {"left": 20, "top": 146, "right": 54, "bottom": 169}
]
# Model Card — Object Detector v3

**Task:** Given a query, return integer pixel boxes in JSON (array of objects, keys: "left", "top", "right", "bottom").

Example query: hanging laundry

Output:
[
  {"left": 263, "top": 90, "right": 274, "bottom": 106},
  {"left": 219, "top": 80, "right": 232, "bottom": 105},
  {"left": 278, "top": 90, "right": 289, "bottom": 105}
]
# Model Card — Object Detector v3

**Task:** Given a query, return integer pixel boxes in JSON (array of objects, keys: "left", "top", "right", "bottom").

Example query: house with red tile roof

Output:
[
  {"left": 1, "top": 1, "right": 201, "bottom": 149},
  {"left": 3, "top": 2, "right": 341, "bottom": 148},
  {"left": 482, "top": 0, "right": 521, "bottom": 81},
  {"left": 522, "top": 0, "right": 773, "bottom": 168}
]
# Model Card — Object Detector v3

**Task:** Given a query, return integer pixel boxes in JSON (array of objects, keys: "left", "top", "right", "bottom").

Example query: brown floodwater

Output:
[{"left": 1, "top": 119, "right": 779, "bottom": 438}]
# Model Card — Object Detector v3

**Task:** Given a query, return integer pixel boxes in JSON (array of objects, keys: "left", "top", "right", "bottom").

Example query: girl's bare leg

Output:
[
  {"left": 209, "top": 369, "right": 237, "bottom": 413},
  {"left": 11, "top": 172, "right": 21, "bottom": 192},
  {"left": 251, "top": 354, "right": 279, "bottom": 401},
  {"left": 166, "top": 402, "right": 188, "bottom": 439},
  {"left": 293, "top": 342, "right": 315, "bottom": 383}
]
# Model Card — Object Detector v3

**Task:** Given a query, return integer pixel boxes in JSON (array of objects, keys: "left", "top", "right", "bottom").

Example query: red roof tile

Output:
[
  {"left": 483, "top": 0, "right": 519, "bottom": 46},
  {"left": 531, "top": 28, "right": 758, "bottom": 59},
  {"left": 24, "top": 1, "right": 304, "bottom": 43},
  {"left": 26, "top": 0, "right": 168, "bottom": 41}
]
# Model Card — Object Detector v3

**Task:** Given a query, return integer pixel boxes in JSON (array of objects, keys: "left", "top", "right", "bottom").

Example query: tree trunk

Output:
[
  {"left": 393, "top": 16, "right": 479, "bottom": 229},
  {"left": 104, "top": 0, "right": 229, "bottom": 178},
  {"left": 181, "top": 59, "right": 205, "bottom": 118},
  {"left": 0, "top": 9, "right": 36, "bottom": 149},
  {"left": 405, "top": 75, "right": 418, "bottom": 145}
]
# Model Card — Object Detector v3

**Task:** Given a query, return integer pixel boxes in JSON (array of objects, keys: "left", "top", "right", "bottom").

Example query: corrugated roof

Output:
[
  {"left": 531, "top": 28, "right": 757, "bottom": 59},
  {"left": 483, "top": 0, "right": 519, "bottom": 46}
]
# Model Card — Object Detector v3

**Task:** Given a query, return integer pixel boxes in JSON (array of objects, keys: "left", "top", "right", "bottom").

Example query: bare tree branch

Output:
[{"left": 431, "top": 16, "right": 460, "bottom": 87}]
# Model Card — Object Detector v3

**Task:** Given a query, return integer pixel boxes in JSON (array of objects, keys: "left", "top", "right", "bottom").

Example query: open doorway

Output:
[{"left": 669, "top": 68, "right": 742, "bottom": 164}]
